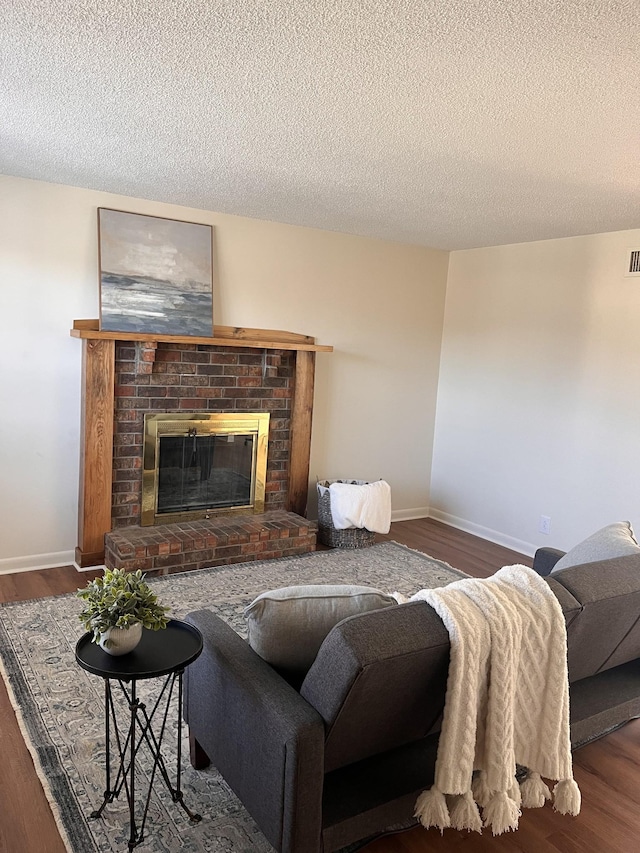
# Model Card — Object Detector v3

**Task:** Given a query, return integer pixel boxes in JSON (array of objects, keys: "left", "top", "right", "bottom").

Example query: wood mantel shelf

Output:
[
  {"left": 71, "top": 320, "right": 333, "bottom": 353},
  {"left": 72, "top": 319, "right": 332, "bottom": 568}
]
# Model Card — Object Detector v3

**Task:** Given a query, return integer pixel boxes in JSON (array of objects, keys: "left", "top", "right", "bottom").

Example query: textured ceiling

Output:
[{"left": 1, "top": 1, "right": 639, "bottom": 250}]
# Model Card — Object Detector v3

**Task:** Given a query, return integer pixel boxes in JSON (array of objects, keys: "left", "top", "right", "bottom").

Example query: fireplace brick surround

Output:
[
  {"left": 111, "top": 341, "right": 294, "bottom": 526},
  {"left": 72, "top": 321, "right": 332, "bottom": 570}
]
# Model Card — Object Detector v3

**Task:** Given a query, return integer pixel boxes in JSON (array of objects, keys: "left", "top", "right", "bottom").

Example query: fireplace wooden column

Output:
[
  {"left": 75, "top": 338, "right": 115, "bottom": 567},
  {"left": 288, "top": 350, "right": 316, "bottom": 516},
  {"left": 72, "top": 321, "right": 332, "bottom": 568}
]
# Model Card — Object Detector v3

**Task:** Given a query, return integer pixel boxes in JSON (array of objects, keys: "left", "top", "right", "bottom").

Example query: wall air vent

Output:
[{"left": 625, "top": 249, "right": 640, "bottom": 277}]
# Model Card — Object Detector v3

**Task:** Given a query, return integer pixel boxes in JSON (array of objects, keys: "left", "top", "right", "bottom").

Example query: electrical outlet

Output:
[{"left": 539, "top": 515, "right": 551, "bottom": 535}]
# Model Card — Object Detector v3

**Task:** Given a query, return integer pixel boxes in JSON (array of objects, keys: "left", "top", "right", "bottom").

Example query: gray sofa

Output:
[{"left": 183, "top": 549, "right": 640, "bottom": 853}]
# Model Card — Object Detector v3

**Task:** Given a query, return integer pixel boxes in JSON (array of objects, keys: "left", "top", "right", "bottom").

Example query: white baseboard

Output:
[
  {"left": 0, "top": 550, "right": 77, "bottom": 576},
  {"left": 427, "top": 508, "right": 536, "bottom": 558},
  {"left": 73, "top": 562, "right": 106, "bottom": 573},
  {"left": 391, "top": 507, "right": 430, "bottom": 522}
]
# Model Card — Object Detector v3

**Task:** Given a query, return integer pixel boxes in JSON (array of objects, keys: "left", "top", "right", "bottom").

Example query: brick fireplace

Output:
[
  {"left": 72, "top": 321, "right": 332, "bottom": 571},
  {"left": 112, "top": 341, "right": 293, "bottom": 526}
]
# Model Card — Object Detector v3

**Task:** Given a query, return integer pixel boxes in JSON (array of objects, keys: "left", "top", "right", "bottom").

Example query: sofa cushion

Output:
[
  {"left": 551, "top": 521, "right": 640, "bottom": 573},
  {"left": 244, "top": 584, "right": 397, "bottom": 671},
  {"left": 546, "top": 554, "right": 640, "bottom": 681}
]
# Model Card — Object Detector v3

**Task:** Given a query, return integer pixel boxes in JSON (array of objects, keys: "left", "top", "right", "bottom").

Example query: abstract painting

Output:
[{"left": 98, "top": 208, "right": 214, "bottom": 336}]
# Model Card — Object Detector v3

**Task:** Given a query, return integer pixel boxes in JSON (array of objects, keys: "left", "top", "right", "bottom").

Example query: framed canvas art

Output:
[{"left": 98, "top": 208, "right": 214, "bottom": 336}]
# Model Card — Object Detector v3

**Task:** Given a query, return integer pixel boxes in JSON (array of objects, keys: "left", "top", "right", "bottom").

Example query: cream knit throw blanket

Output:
[{"left": 411, "top": 564, "right": 581, "bottom": 835}]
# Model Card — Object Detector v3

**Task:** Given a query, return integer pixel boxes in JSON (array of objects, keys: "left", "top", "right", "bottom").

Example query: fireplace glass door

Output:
[
  {"left": 142, "top": 413, "right": 269, "bottom": 526},
  {"left": 158, "top": 433, "right": 254, "bottom": 513}
]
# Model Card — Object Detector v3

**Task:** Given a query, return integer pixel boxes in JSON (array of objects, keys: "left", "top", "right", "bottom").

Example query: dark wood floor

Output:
[{"left": 0, "top": 519, "right": 638, "bottom": 853}]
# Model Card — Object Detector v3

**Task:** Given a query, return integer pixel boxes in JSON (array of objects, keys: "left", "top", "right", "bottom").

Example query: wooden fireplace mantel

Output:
[
  {"left": 72, "top": 320, "right": 332, "bottom": 567},
  {"left": 70, "top": 319, "right": 333, "bottom": 352}
]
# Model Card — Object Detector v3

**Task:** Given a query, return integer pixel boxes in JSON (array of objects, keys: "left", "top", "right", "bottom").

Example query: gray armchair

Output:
[
  {"left": 183, "top": 552, "right": 640, "bottom": 853},
  {"left": 183, "top": 603, "right": 448, "bottom": 852}
]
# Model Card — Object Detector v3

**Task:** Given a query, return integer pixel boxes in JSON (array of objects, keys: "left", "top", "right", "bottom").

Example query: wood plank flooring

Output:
[
  {"left": 0, "top": 565, "right": 101, "bottom": 853},
  {"left": 0, "top": 520, "right": 638, "bottom": 852}
]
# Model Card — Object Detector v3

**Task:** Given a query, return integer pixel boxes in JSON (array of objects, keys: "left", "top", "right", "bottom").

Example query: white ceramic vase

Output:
[{"left": 98, "top": 622, "right": 143, "bottom": 656}]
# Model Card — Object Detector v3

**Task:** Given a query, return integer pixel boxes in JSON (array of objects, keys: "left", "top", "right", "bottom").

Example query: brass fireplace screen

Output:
[{"left": 141, "top": 413, "right": 270, "bottom": 526}]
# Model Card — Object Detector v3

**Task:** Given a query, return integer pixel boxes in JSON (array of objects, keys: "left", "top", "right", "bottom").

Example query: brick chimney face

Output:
[{"left": 112, "top": 341, "right": 293, "bottom": 528}]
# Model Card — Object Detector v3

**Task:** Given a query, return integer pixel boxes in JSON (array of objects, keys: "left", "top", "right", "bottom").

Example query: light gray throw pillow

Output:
[
  {"left": 551, "top": 521, "right": 640, "bottom": 573},
  {"left": 244, "top": 584, "right": 397, "bottom": 671}
]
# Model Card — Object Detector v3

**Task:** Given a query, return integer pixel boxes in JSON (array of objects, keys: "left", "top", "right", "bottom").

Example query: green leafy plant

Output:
[{"left": 77, "top": 568, "right": 170, "bottom": 643}]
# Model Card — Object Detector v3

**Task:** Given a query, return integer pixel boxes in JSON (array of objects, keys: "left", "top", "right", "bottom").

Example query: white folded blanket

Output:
[{"left": 329, "top": 480, "right": 392, "bottom": 534}]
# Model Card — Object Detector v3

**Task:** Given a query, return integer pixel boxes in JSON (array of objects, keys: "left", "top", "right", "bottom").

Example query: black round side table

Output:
[{"left": 76, "top": 619, "right": 203, "bottom": 851}]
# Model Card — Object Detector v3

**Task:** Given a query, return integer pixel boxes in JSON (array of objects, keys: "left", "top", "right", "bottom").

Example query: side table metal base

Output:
[{"left": 91, "top": 669, "right": 201, "bottom": 851}]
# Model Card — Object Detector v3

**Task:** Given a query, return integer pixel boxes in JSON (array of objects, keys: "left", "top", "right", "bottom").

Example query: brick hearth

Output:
[{"left": 105, "top": 510, "right": 318, "bottom": 574}]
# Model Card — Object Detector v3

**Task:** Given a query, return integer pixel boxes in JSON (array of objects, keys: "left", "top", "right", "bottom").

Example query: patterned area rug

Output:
[{"left": 0, "top": 542, "right": 466, "bottom": 853}]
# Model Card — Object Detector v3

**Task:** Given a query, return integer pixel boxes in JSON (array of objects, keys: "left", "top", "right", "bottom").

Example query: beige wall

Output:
[
  {"left": 0, "top": 174, "right": 448, "bottom": 571},
  {"left": 430, "top": 229, "right": 640, "bottom": 555},
  {"left": 6, "top": 173, "right": 632, "bottom": 570}
]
